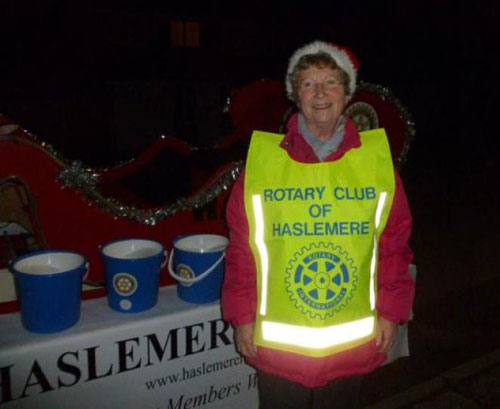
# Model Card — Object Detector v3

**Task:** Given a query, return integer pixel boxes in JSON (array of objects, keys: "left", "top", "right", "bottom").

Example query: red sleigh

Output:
[{"left": 0, "top": 80, "right": 414, "bottom": 313}]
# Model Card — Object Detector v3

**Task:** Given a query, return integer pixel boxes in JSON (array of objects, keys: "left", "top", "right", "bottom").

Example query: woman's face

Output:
[{"left": 297, "top": 65, "right": 347, "bottom": 139}]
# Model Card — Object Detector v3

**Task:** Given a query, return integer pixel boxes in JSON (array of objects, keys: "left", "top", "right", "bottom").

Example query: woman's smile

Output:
[{"left": 298, "top": 66, "right": 347, "bottom": 140}]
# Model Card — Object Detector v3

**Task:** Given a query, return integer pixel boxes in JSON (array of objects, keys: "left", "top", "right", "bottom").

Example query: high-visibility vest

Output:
[{"left": 243, "top": 129, "right": 395, "bottom": 357}]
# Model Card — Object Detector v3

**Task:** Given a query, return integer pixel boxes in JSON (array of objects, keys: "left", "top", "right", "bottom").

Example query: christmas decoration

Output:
[{"left": 345, "top": 81, "right": 415, "bottom": 166}]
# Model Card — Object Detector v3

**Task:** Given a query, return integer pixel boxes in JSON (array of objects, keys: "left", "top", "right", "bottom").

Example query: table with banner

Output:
[
  {"left": 0, "top": 265, "right": 414, "bottom": 409},
  {"left": 0, "top": 276, "right": 259, "bottom": 409}
]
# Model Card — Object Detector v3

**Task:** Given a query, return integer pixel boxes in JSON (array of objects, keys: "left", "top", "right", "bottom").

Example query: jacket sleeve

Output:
[
  {"left": 376, "top": 170, "right": 415, "bottom": 324},
  {"left": 221, "top": 170, "right": 257, "bottom": 327}
]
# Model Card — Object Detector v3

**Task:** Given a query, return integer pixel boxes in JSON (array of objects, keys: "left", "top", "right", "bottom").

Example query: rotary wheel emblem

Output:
[
  {"left": 345, "top": 102, "right": 379, "bottom": 132},
  {"left": 285, "top": 242, "right": 358, "bottom": 319},
  {"left": 113, "top": 273, "right": 138, "bottom": 296},
  {"left": 177, "top": 264, "right": 195, "bottom": 287}
]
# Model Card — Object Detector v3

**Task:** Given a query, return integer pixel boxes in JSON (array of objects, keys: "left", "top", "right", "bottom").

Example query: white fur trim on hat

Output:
[{"left": 285, "top": 40, "right": 357, "bottom": 100}]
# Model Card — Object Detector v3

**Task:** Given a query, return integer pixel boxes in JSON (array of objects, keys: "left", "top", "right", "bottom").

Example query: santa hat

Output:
[{"left": 285, "top": 40, "right": 359, "bottom": 100}]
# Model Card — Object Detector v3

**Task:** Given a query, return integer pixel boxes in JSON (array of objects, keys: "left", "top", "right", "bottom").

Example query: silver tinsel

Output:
[
  {"left": 57, "top": 161, "right": 100, "bottom": 190},
  {"left": 57, "top": 158, "right": 243, "bottom": 225},
  {"left": 354, "top": 81, "right": 416, "bottom": 167}
]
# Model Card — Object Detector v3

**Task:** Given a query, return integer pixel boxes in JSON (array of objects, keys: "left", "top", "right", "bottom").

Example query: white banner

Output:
[{"left": 0, "top": 286, "right": 258, "bottom": 409}]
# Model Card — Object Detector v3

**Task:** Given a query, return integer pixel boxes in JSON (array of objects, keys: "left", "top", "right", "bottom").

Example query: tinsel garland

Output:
[
  {"left": 355, "top": 81, "right": 416, "bottom": 167},
  {"left": 57, "top": 159, "right": 243, "bottom": 225}
]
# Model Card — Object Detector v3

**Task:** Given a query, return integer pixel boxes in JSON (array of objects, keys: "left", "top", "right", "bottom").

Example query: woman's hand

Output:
[
  {"left": 376, "top": 317, "right": 398, "bottom": 354},
  {"left": 234, "top": 323, "right": 257, "bottom": 357}
]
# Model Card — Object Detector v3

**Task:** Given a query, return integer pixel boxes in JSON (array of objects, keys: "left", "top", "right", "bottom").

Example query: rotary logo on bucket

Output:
[
  {"left": 100, "top": 239, "right": 167, "bottom": 313},
  {"left": 168, "top": 234, "right": 228, "bottom": 303}
]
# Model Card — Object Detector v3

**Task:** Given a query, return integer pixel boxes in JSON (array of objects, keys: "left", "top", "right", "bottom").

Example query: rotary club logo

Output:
[
  {"left": 113, "top": 273, "right": 138, "bottom": 296},
  {"left": 285, "top": 242, "right": 358, "bottom": 319},
  {"left": 176, "top": 264, "right": 195, "bottom": 287},
  {"left": 345, "top": 101, "right": 379, "bottom": 132}
]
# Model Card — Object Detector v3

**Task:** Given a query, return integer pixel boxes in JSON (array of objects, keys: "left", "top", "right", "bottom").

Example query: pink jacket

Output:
[{"left": 221, "top": 113, "right": 415, "bottom": 387}]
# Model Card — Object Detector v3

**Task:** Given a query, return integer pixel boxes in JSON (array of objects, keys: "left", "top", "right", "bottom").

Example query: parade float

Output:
[{"left": 0, "top": 80, "right": 414, "bottom": 313}]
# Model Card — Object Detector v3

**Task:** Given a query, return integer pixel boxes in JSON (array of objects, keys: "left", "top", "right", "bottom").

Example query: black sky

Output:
[{"left": 1, "top": 0, "right": 498, "bottom": 163}]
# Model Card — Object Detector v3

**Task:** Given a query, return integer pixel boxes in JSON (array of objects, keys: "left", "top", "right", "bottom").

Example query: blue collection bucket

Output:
[
  {"left": 100, "top": 239, "right": 166, "bottom": 313},
  {"left": 168, "top": 234, "right": 228, "bottom": 303},
  {"left": 9, "top": 250, "right": 88, "bottom": 333}
]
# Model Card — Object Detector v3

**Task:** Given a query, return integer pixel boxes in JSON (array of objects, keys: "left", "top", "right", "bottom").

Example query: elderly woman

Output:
[{"left": 222, "top": 40, "right": 414, "bottom": 409}]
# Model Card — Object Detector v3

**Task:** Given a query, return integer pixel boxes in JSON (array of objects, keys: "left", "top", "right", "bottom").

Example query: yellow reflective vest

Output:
[{"left": 244, "top": 129, "right": 395, "bottom": 357}]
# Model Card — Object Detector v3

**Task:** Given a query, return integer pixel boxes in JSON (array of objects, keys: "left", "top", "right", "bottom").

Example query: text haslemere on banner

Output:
[{"left": 0, "top": 286, "right": 258, "bottom": 409}]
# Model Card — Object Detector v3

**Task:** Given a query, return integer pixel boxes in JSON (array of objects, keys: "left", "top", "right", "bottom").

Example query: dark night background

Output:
[
  {"left": 1, "top": 0, "right": 499, "bottom": 405},
  {"left": 1, "top": 0, "right": 498, "bottom": 162}
]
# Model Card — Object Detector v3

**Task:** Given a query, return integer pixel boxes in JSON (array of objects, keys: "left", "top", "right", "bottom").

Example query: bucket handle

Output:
[
  {"left": 161, "top": 250, "right": 168, "bottom": 269},
  {"left": 82, "top": 262, "right": 89, "bottom": 282},
  {"left": 168, "top": 250, "right": 225, "bottom": 284}
]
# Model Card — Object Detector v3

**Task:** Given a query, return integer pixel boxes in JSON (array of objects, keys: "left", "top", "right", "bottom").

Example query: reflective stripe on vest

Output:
[{"left": 244, "top": 129, "right": 395, "bottom": 357}]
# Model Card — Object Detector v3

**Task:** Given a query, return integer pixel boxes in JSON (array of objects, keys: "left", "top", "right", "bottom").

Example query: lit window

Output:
[
  {"left": 170, "top": 20, "right": 200, "bottom": 48},
  {"left": 170, "top": 20, "right": 184, "bottom": 47},
  {"left": 185, "top": 21, "right": 199, "bottom": 47}
]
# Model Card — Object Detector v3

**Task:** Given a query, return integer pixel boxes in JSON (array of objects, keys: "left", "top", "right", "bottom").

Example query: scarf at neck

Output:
[{"left": 298, "top": 113, "right": 345, "bottom": 162}]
